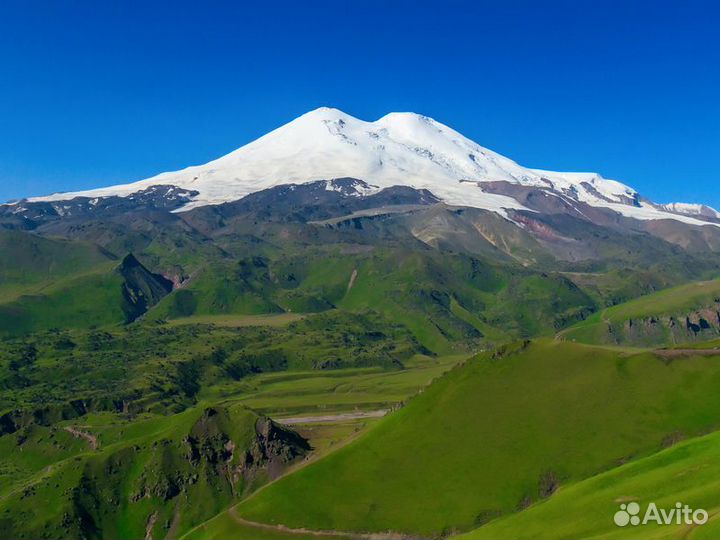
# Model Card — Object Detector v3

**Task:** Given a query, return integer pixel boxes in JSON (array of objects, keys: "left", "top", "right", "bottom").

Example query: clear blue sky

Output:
[{"left": 1, "top": 0, "right": 718, "bottom": 205}]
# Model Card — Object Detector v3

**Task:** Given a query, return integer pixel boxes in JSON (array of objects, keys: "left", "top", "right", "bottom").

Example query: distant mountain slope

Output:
[
  {"left": 3, "top": 178, "right": 720, "bottom": 350},
  {"left": 0, "top": 229, "right": 114, "bottom": 299},
  {"left": 151, "top": 247, "right": 595, "bottom": 353},
  {"left": 561, "top": 278, "right": 720, "bottom": 346},
  {"left": 234, "top": 340, "right": 720, "bottom": 536},
  {"left": 0, "top": 252, "right": 173, "bottom": 335}
]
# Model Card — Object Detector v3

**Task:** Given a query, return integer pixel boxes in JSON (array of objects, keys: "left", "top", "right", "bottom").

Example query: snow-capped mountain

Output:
[{"left": 26, "top": 107, "right": 719, "bottom": 227}]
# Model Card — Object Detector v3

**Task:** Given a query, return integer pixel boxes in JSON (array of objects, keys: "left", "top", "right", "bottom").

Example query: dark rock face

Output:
[
  {"left": 608, "top": 302, "right": 720, "bottom": 346},
  {"left": 247, "top": 418, "right": 312, "bottom": 476},
  {"left": 0, "top": 185, "right": 199, "bottom": 229},
  {"left": 63, "top": 406, "right": 309, "bottom": 540},
  {"left": 579, "top": 181, "right": 640, "bottom": 207},
  {"left": 184, "top": 178, "right": 440, "bottom": 230},
  {"left": 118, "top": 254, "right": 174, "bottom": 322},
  {"left": 183, "top": 408, "right": 311, "bottom": 487},
  {"left": 538, "top": 471, "right": 559, "bottom": 498}
]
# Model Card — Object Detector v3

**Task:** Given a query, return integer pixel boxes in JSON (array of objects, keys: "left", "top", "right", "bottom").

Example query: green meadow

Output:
[{"left": 224, "top": 340, "right": 720, "bottom": 537}]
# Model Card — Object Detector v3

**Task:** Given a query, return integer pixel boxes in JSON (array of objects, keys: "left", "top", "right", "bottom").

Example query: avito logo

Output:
[{"left": 614, "top": 501, "right": 708, "bottom": 527}]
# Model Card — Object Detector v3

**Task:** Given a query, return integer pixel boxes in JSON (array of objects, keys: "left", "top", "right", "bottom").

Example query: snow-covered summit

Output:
[{"left": 28, "top": 107, "right": 716, "bottom": 226}]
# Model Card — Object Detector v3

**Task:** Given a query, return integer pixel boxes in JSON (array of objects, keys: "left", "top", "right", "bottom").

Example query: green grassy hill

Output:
[
  {"left": 0, "top": 265, "right": 127, "bottom": 335},
  {"left": 561, "top": 278, "right": 720, "bottom": 346},
  {"left": 455, "top": 428, "right": 720, "bottom": 539},
  {"left": 0, "top": 230, "right": 114, "bottom": 301},
  {"left": 229, "top": 340, "right": 720, "bottom": 537},
  {"left": 0, "top": 230, "right": 177, "bottom": 336},
  {"left": 0, "top": 254, "right": 174, "bottom": 336}
]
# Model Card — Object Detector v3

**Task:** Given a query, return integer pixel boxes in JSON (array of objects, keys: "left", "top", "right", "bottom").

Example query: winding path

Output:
[
  {"left": 227, "top": 507, "right": 419, "bottom": 540},
  {"left": 276, "top": 410, "right": 388, "bottom": 425}
]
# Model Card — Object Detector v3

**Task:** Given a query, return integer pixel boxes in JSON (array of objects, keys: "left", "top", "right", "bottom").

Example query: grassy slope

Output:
[
  {"left": 561, "top": 278, "right": 720, "bottom": 345},
  {"left": 337, "top": 250, "right": 593, "bottom": 352},
  {"left": 0, "top": 230, "right": 113, "bottom": 301},
  {"left": 164, "top": 313, "right": 306, "bottom": 328},
  {"left": 0, "top": 263, "right": 126, "bottom": 335},
  {"left": 234, "top": 340, "right": 720, "bottom": 537},
  {"left": 0, "top": 349, "right": 462, "bottom": 511},
  {"left": 207, "top": 353, "right": 467, "bottom": 416},
  {"left": 155, "top": 248, "right": 595, "bottom": 354},
  {"left": 0, "top": 231, "right": 130, "bottom": 335},
  {"left": 456, "top": 428, "right": 720, "bottom": 540}
]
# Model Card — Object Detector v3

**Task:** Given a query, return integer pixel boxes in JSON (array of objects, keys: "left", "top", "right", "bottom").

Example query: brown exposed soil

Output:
[
  {"left": 347, "top": 268, "right": 358, "bottom": 292},
  {"left": 63, "top": 426, "right": 99, "bottom": 450},
  {"left": 144, "top": 511, "right": 158, "bottom": 540}
]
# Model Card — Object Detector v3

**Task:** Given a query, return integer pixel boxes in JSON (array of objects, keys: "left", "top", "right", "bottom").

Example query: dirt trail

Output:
[
  {"left": 64, "top": 426, "right": 99, "bottom": 450},
  {"left": 165, "top": 505, "right": 182, "bottom": 540},
  {"left": 277, "top": 410, "right": 388, "bottom": 426},
  {"left": 144, "top": 511, "right": 158, "bottom": 540},
  {"left": 347, "top": 268, "right": 358, "bottom": 292},
  {"left": 228, "top": 507, "right": 418, "bottom": 540}
]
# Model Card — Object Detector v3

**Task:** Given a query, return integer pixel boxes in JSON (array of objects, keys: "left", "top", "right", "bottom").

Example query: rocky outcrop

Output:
[
  {"left": 65, "top": 406, "right": 309, "bottom": 540},
  {"left": 610, "top": 302, "right": 720, "bottom": 346},
  {"left": 118, "top": 254, "right": 174, "bottom": 322},
  {"left": 242, "top": 418, "right": 312, "bottom": 481}
]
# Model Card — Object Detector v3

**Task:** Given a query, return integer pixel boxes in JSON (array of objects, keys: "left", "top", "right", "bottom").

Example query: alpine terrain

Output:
[{"left": 2, "top": 108, "right": 720, "bottom": 540}]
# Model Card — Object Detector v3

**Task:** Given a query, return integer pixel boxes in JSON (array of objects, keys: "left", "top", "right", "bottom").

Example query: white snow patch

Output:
[{"left": 658, "top": 202, "right": 720, "bottom": 220}]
